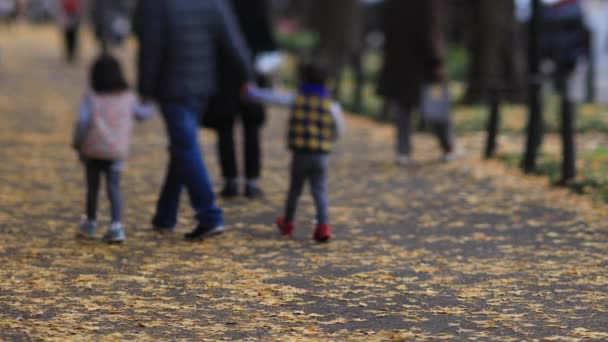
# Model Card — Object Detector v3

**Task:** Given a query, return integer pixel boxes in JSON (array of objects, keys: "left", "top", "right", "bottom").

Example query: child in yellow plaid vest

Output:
[{"left": 249, "top": 63, "right": 345, "bottom": 242}]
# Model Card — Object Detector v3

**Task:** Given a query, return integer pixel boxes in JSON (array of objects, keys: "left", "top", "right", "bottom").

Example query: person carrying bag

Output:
[{"left": 377, "top": 0, "right": 459, "bottom": 165}]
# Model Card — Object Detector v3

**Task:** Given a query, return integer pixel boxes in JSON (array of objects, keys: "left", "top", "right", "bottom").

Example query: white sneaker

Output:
[
  {"left": 77, "top": 219, "right": 97, "bottom": 240},
  {"left": 396, "top": 154, "right": 411, "bottom": 166},
  {"left": 102, "top": 222, "right": 126, "bottom": 243}
]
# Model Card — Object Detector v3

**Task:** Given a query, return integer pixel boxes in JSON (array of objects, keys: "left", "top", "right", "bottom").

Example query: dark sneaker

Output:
[
  {"left": 245, "top": 185, "right": 264, "bottom": 199},
  {"left": 77, "top": 219, "right": 97, "bottom": 240},
  {"left": 220, "top": 182, "right": 239, "bottom": 199},
  {"left": 276, "top": 216, "right": 295, "bottom": 237},
  {"left": 184, "top": 225, "right": 225, "bottom": 241},
  {"left": 103, "top": 222, "right": 126, "bottom": 244},
  {"left": 313, "top": 224, "right": 332, "bottom": 243},
  {"left": 152, "top": 225, "right": 176, "bottom": 234}
]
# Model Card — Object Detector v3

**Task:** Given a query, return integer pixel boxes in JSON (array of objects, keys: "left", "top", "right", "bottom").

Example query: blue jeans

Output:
[{"left": 153, "top": 98, "right": 223, "bottom": 228}]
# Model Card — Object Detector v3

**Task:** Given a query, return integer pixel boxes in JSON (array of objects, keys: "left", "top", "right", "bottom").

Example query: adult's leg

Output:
[
  {"left": 217, "top": 124, "right": 238, "bottom": 181},
  {"left": 241, "top": 101, "right": 265, "bottom": 181},
  {"left": 432, "top": 118, "right": 456, "bottom": 154},
  {"left": 285, "top": 154, "right": 309, "bottom": 223},
  {"left": 85, "top": 160, "right": 101, "bottom": 221},
  {"left": 309, "top": 154, "right": 330, "bottom": 225},
  {"left": 243, "top": 121, "right": 262, "bottom": 181},
  {"left": 152, "top": 151, "right": 184, "bottom": 228},
  {"left": 160, "top": 99, "right": 223, "bottom": 228},
  {"left": 396, "top": 104, "right": 414, "bottom": 156}
]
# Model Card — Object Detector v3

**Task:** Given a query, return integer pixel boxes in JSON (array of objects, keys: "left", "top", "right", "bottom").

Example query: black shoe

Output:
[
  {"left": 245, "top": 185, "right": 264, "bottom": 199},
  {"left": 153, "top": 225, "right": 175, "bottom": 234},
  {"left": 220, "top": 182, "right": 239, "bottom": 199},
  {"left": 184, "top": 225, "right": 225, "bottom": 241}
]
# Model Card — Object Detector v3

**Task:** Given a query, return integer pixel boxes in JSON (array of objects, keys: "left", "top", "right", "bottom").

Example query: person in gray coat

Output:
[
  {"left": 377, "top": 0, "right": 457, "bottom": 165},
  {"left": 134, "top": 0, "right": 255, "bottom": 241}
]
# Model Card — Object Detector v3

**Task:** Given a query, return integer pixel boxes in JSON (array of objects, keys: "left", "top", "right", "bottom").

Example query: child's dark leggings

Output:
[
  {"left": 285, "top": 153, "right": 329, "bottom": 225},
  {"left": 85, "top": 159, "right": 122, "bottom": 223}
]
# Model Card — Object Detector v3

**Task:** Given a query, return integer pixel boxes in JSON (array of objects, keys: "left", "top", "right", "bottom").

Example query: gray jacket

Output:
[{"left": 134, "top": 0, "right": 254, "bottom": 100}]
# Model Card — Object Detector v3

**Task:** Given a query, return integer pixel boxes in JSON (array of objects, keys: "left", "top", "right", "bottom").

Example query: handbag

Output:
[{"left": 420, "top": 83, "right": 451, "bottom": 126}]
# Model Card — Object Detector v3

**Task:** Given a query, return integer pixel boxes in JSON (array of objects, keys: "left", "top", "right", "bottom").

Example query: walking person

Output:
[
  {"left": 55, "top": 0, "right": 84, "bottom": 63},
  {"left": 377, "top": 0, "right": 457, "bottom": 165},
  {"left": 134, "top": 0, "right": 254, "bottom": 241},
  {"left": 72, "top": 54, "right": 154, "bottom": 243},
  {"left": 91, "top": 0, "right": 132, "bottom": 51},
  {"left": 248, "top": 62, "right": 345, "bottom": 242},
  {"left": 205, "top": 0, "right": 278, "bottom": 199}
]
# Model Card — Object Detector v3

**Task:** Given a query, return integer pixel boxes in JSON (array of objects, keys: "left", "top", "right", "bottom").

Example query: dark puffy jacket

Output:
[
  {"left": 134, "top": 0, "right": 254, "bottom": 100},
  {"left": 231, "top": 0, "right": 277, "bottom": 56},
  {"left": 202, "top": 0, "right": 277, "bottom": 129},
  {"left": 377, "top": 0, "right": 446, "bottom": 107}
]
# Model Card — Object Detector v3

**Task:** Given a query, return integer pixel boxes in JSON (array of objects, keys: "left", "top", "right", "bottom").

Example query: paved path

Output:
[{"left": 0, "top": 25, "right": 607, "bottom": 341}]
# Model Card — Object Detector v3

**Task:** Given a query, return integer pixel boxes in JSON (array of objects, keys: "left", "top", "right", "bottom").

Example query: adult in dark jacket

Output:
[
  {"left": 463, "top": 0, "right": 526, "bottom": 104},
  {"left": 377, "top": 0, "right": 456, "bottom": 165},
  {"left": 206, "top": 0, "right": 277, "bottom": 199},
  {"left": 134, "top": 0, "right": 254, "bottom": 241}
]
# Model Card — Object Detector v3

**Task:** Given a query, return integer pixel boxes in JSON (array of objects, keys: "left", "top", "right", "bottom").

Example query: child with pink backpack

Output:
[{"left": 72, "top": 54, "right": 153, "bottom": 243}]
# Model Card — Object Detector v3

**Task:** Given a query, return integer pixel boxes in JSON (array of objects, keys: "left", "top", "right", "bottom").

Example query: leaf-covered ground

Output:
[{"left": 1, "top": 25, "right": 607, "bottom": 341}]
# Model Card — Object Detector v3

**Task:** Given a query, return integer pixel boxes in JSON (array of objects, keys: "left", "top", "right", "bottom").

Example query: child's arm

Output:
[
  {"left": 330, "top": 102, "right": 346, "bottom": 140},
  {"left": 133, "top": 101, "right": 156, "bottom": 121},
  {"left": 248, "top": 87, "right": 296, "bottom": 107},
  {"left": 72, "top": 95, "right": 92, "bottom": 151}
]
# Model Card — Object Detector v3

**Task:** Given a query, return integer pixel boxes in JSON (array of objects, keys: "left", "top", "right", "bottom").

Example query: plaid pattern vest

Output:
[{"left": 288, "top": 90, "right": 336, "bottom": 153}]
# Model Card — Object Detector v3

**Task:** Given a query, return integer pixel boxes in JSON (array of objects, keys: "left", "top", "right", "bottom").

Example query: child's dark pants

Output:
[
  {"left": 285, "top": 153, "right": 329, "bottom": 225},
  {"left": 85, "top": 159, "right": 122, "bottom": 223}
]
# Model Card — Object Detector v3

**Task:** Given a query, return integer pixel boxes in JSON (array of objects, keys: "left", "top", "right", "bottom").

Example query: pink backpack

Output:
[{"left": 81, "top": 93, "right": 136, "bottom": 160}]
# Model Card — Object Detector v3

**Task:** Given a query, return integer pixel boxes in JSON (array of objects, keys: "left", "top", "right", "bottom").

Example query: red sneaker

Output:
[
  {"left": 276, "top": 216, "right": 295, "bottom": 237},
  {"left": 313, "top": 224, "right": 332, "bottom": 242}
]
